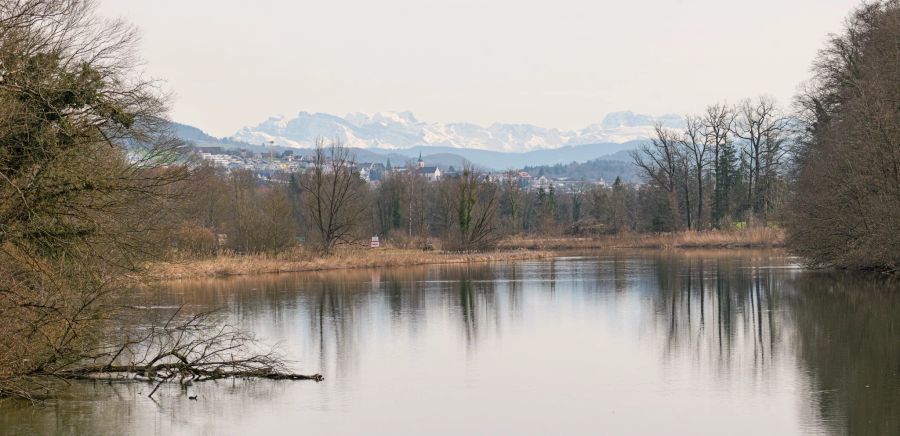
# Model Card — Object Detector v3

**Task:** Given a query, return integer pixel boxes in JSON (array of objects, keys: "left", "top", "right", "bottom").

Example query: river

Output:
[{"left": 1, "top": 251, "right": 897, "bottom": 435}]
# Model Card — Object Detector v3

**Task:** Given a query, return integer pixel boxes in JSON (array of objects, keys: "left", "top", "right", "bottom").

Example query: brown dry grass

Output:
[
  {"left": 143, "top": 247, "right": 554, "bottom": 281},
  {"left": 144, "top": 229, "right": 782, "bottom": 282},
  {"left": 498, "top": 227, "right": 785, "bottom": 250}
]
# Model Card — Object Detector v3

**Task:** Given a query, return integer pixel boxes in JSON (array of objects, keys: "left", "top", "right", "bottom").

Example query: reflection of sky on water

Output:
[{"left": 1, "top": 252, "right": 897, "bottom": 436}]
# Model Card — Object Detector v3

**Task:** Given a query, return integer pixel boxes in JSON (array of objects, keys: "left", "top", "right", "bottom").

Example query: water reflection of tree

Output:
[
  {"left": 648, "top": 253, "right": 787, "bottom": 379},
  {"left": 450, "top": 265, "right": 500, "bottom": 350},
  {"left": 158, "top": 265, "right": 511, "bottom": 380},
  {"left": 649, "top": 253, "right": 900, "bottom": 434},
  {"left": 613, "top": 253, "right": 629, "bottom": 294},
  {"left": 309, "top": 278, "right": 360, "bottom": 380},
  {"left": 787, "top": 273, "right": 900, "bottom": 436}
]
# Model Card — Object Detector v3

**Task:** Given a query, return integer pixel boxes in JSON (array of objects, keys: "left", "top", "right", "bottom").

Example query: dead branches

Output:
[{"left": 31, "top": 307, "right": 323, "bottom": 397}]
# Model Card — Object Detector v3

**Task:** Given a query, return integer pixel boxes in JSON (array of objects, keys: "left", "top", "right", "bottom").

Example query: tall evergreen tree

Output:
[{"left": 714, "top": 141, "right": 738, "bottom": 225}]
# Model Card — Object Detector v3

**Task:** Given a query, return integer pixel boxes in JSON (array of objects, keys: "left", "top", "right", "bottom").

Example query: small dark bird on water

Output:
[{"left": 188, "top": 395, "right": 198, "bottom": 400}]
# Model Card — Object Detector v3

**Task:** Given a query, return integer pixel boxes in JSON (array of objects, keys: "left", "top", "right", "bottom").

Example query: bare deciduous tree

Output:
[
  {"left": 680, "top": 115, "right": 710, "bottom": 230},
  {"left": 732, "top": 96, "right": 790, "bottom": 223},
  {"left": 631, "top": 124, "right": 684, "bottom": 230},
  {"left": 702, "top": 103, "right": 736, "bottom": 227},
  {"left": 445, "top": 166, "right": 499, "bottom": 251},
  {"left": 788, "top": 0, "right": 900, "bottom": 271},
  {"left": 297, "top": 138, "right": 368, "bottom": 254}
]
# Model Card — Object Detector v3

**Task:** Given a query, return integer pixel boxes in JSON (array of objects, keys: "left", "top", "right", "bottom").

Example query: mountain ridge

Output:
[
  {"left": 229, "top": 110, "right": 681, "bottom": 153},
  {"left": 172, "top": 120, "right": 640, "bottom": 170},
  {"left": 169, "top": 110, "right": 667, "bottom": 171}
]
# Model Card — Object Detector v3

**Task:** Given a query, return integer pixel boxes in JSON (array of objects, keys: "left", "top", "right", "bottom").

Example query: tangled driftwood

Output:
[{"left": 25, "top": 307, "right": 322, "bottom": 399}]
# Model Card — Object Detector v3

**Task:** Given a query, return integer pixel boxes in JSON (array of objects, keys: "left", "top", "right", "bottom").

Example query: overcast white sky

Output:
[{"left": 99, "top": 0, "right": 862, "bottom": 137}]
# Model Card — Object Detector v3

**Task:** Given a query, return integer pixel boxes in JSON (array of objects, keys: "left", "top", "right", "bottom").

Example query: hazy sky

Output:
[{"left": 99, "top": 0, "right": 862, "bottom": 137}]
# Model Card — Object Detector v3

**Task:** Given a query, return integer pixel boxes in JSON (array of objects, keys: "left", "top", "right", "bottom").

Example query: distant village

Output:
[{"left": 192, "top": 146, "right": 611, "bottom": 193}]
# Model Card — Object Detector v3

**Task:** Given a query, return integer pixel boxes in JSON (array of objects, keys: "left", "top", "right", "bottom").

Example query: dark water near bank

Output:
[{"left": 1, "top": 251, "right": 898, "bottom": 435}]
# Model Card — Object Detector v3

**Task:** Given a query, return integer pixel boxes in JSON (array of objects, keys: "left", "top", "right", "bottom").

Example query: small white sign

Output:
[{"left": 370, "top": 235, "right": 380, "bottom": 248}]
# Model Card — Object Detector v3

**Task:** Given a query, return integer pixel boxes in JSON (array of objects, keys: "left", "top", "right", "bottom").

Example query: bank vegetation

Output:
[
  {"left": 787, "top": 0, "right": 900, "bottom": 273},
  {"left": 498, "top": 227, "right": 784, "bottom": 251},
  {"left": 144, "top": 247, "right": 553, "bottom": 281},
  {"left": 0, "top": 0, "right": 317, "bottom": 401}
]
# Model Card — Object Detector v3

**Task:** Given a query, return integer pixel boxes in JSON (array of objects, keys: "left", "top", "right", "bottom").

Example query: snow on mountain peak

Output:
[
  {"left": 231, "top": 111, "right": 683, "bottom": 152},
  {"left": 600, "top": 111, "right": 683, "bottom": 129}
]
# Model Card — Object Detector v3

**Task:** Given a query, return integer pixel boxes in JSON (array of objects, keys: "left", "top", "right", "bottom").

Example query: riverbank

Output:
[
  {"left": 143, "top": 229, "right": 783, "bottom": 281},
  {"left": 497, "top": 228, "right": 785, "bottom": 250},
  {"left": 142, "top": 248, "right": 555, "bottom": 281}
]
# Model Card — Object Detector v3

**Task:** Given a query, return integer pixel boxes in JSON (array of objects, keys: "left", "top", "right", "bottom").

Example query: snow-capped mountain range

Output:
[{"left": 230, "top": 111, "right": 683, "bottom": 153}]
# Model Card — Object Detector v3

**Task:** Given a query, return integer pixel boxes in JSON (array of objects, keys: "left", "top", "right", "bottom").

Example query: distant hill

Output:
[
  {"left": 169, "top": 121, "right": 644, "bottom": 173},
  {"left": 523, "top": 158, "right": 641, "bottom": 184},
  {"left": 170, "top": 121, "right": 267, "bottom": 151},
  {"left": 600, "top": 149, "right": 635, "bottom": 162},
  {"left": 170, "top": 122, "right": 219, "bottom": 144},
  {"left": 376, "top": 141, "right": 642, "bottom": 169}
]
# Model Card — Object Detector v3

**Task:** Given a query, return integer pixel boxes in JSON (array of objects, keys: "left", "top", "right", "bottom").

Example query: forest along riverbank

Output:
[{"left": 142, "top": 228, "right": 784, "bottom": 281}]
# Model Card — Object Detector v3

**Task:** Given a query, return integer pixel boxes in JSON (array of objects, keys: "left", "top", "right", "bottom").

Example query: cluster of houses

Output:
[
  {"left": 194, "top": 147, "right": 606, "bottom": 193},
  {"left": 195, "top": 146, "right": 305, "bottom": 175},
  {"left": 358, "top": 155, "right": 441, "bottom": 183}
]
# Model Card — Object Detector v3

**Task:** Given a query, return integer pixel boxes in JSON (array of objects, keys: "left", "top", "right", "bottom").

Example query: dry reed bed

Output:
[
  {"left": 498, "top": 228, "right": 785, "bottom": 250},
  {"left": 144, "top": 249, "right": 554, "bottom": 281},
  {"left": 145, "top": 229, "right": 782, "bottom": 281}
]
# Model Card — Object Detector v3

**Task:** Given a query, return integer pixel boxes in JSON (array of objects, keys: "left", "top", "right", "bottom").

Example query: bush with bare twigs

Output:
[{"left": 0, "top": 0, "right": 311, "bottom": 400}]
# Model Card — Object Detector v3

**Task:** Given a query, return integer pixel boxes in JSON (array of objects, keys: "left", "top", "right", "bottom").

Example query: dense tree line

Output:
[
  {"left": 631, "top": 97, "right": 794, "bottom": 232},
  {"left": 176, "top": 145, "right": 505, "bottom": 254},
  {"left": 176, "top": 155, "right": 740, "bottom": 257},
  {"left": 787, "top": 0, "right": 900, "bottom": 272}
]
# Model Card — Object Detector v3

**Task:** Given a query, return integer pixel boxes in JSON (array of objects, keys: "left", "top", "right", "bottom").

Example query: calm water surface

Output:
[{"left": 1, "top": 251, "right": 898, "bottom": 435}]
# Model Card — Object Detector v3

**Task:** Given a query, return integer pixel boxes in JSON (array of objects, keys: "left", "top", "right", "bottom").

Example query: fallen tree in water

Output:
[{"left": 30, "top": 307, "right": 321, "bottom": 399}]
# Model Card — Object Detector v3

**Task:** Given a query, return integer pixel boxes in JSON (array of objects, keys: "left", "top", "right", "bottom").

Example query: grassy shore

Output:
[
  {"left": 143, "top": 248, "right": 554, "bottom": 281},
  {"left": 144, "top": 228, "right": 783, "bottom": 281},
  {"left": 498, "top": 227, "right": 785, "bottom": 250}
]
